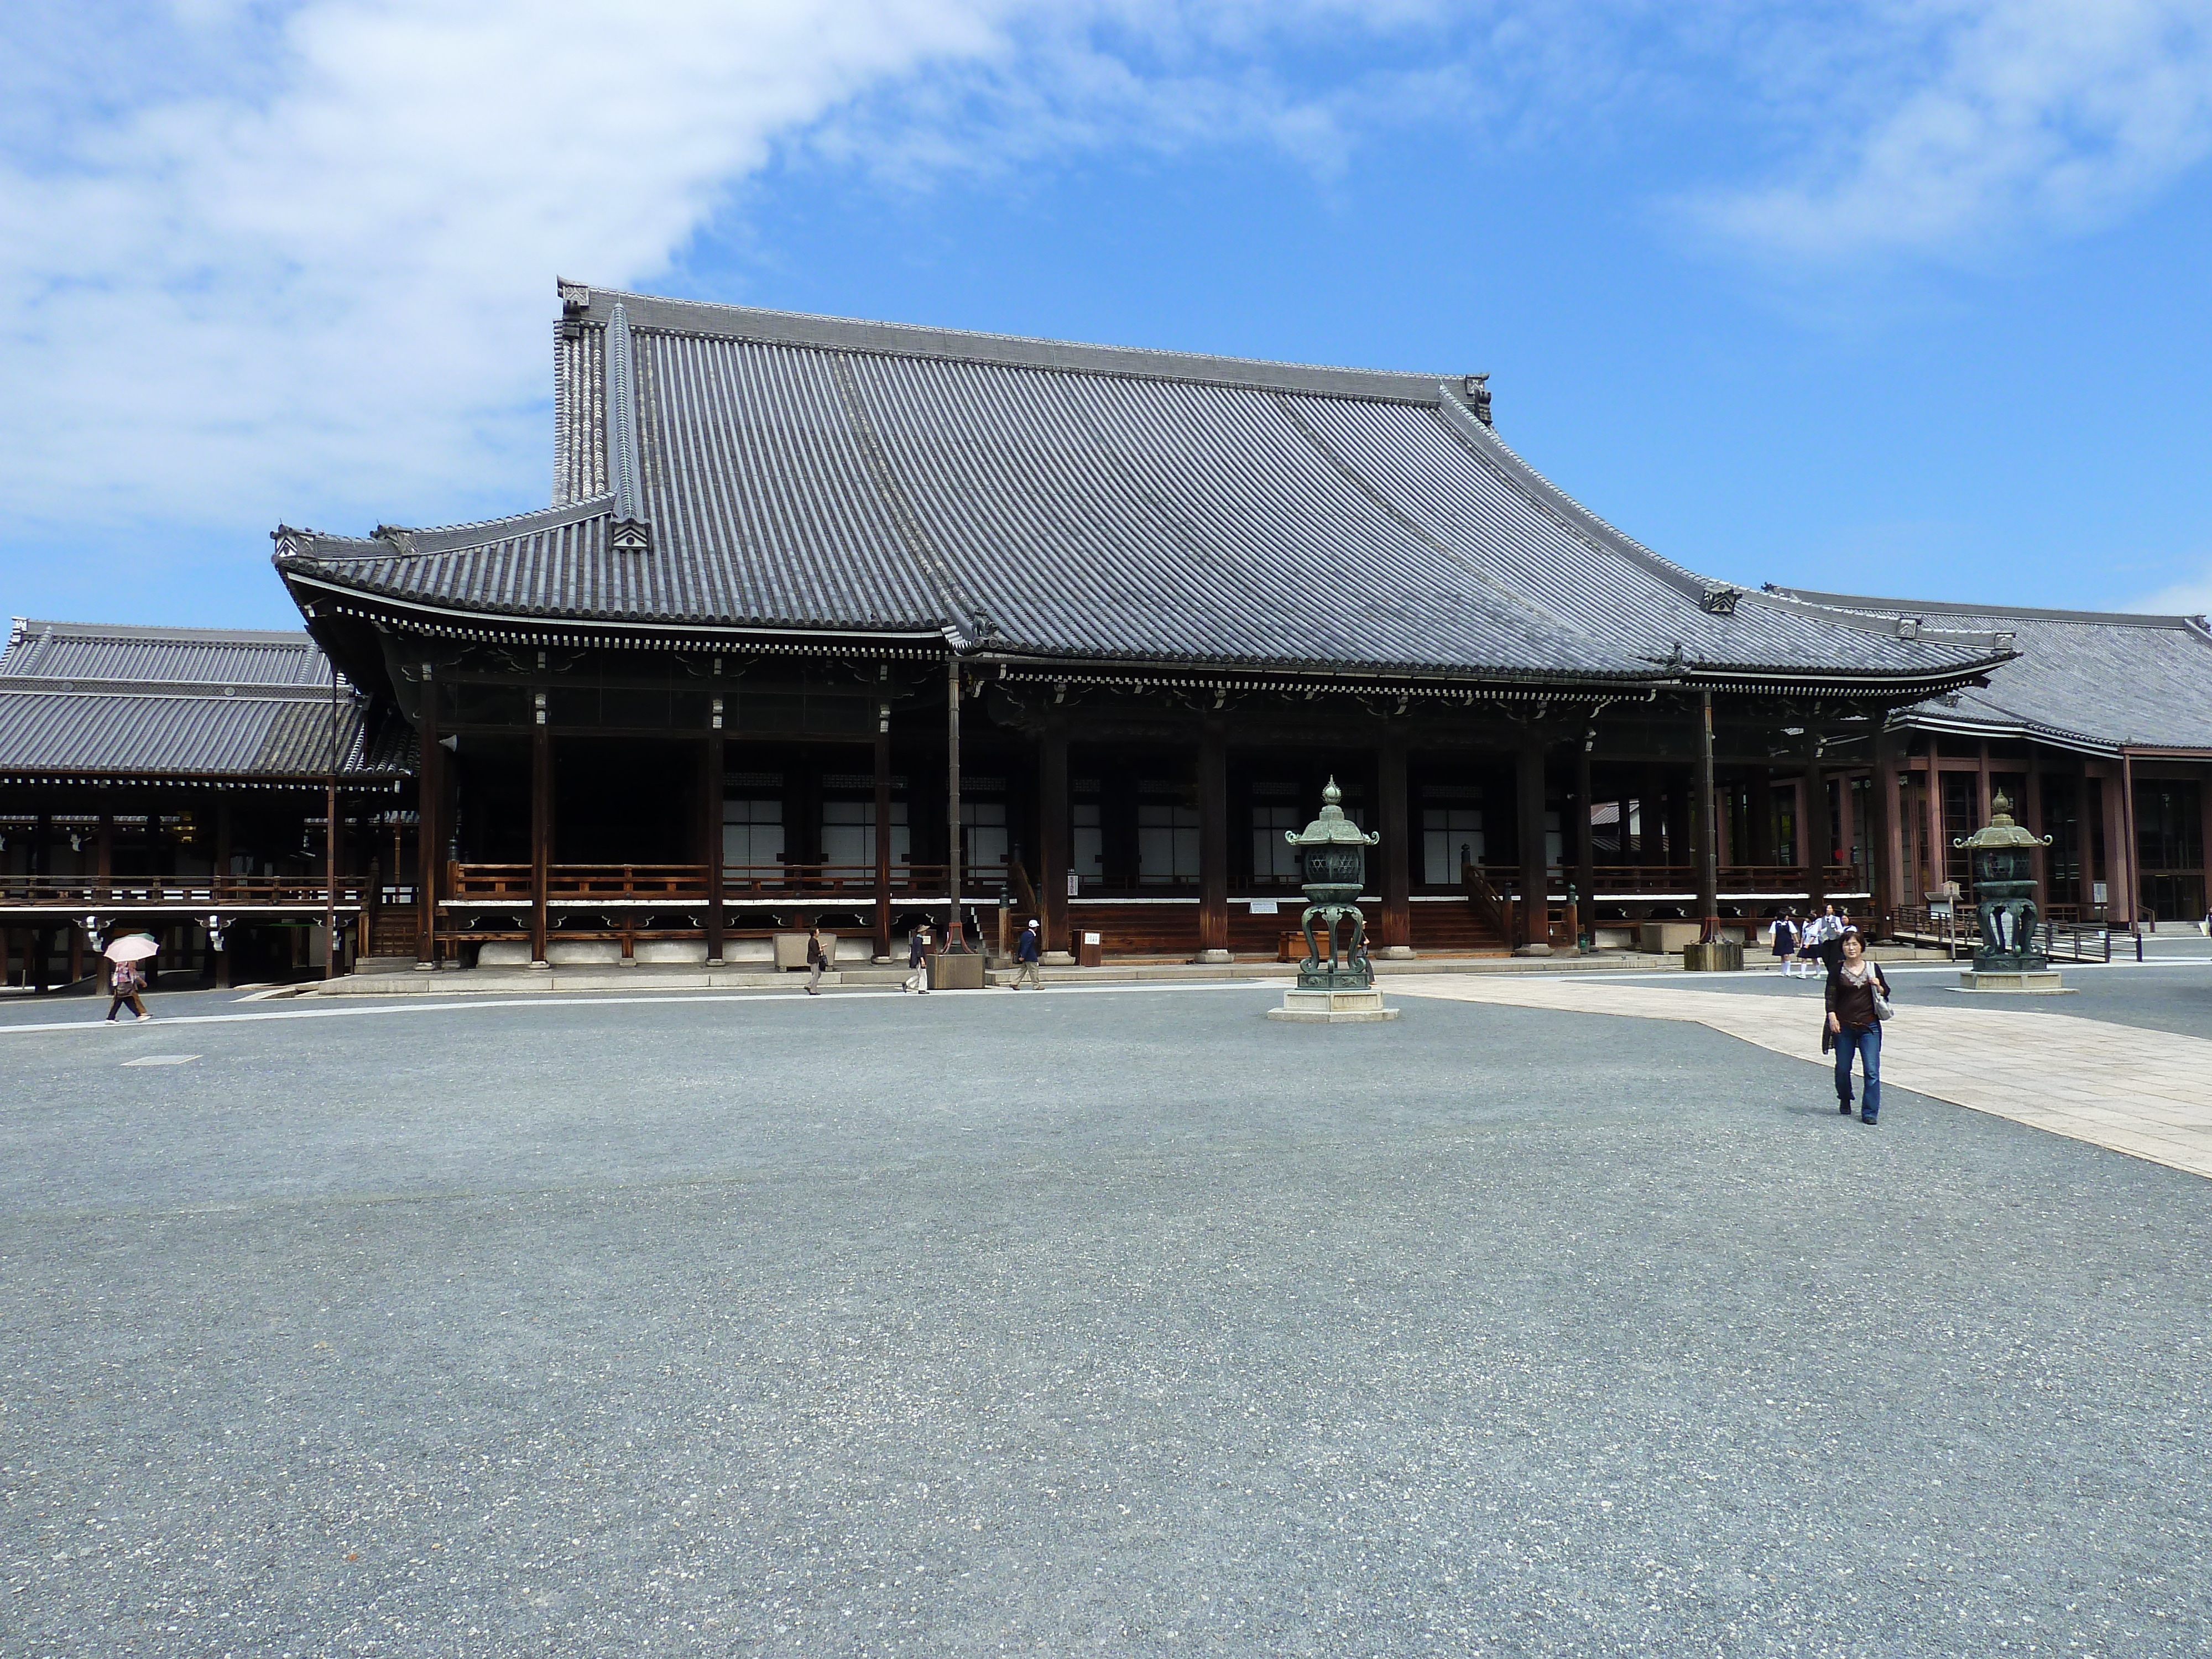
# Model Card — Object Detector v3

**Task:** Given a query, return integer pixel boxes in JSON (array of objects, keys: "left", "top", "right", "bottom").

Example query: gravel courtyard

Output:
[{"left": 2, "top": 983, "right": 2206, "bottom": 1656}]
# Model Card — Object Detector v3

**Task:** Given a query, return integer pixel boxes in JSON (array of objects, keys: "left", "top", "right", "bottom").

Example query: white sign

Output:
[
  {"left": 2093, "top": 881, "right": 2108, "bottom": 904},
  {"left": 1247, "top": 899, "right": 1279, "bottom": 915},
  {"left": 1929, "top": 900, "right": 1952, "bottom": 920},
  {"left": 1082, "top": 931, "right": 1100, "bottom": 945},
  {"left": 1066, "top": 870, "right": 1080, "bottom": 897}
]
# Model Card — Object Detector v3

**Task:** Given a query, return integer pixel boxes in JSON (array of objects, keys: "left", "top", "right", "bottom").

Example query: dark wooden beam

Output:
[
  {"left": 1378, "top": 731, "right": 1410, "bottom": 956},
  {"left": 1039, "top": 713, "right": 1070, "bottom": 962},
  {"left": 1694, "top": 691, "right": 1718, "bottom": 933},
  {"left": 945, "top": 656, "right": 964, "bottom": 948},
  {"left": 1517, "top": 730, "right": 1548, "bottom": 949},
  {"left": 1198, "top": 721, "right": 1229, "bottom": 960},
  {"left": 530, "top": 708, "right": 550, "bottom": 967},
  {"left": 872, "top": 701, "right": 891, "bottom": 962},
  {"left": 1572, "top": 741, "right": 1595, "bottom": 946},
  {"left": 417, "top": 661, "right": 440, "bottom": 967}
]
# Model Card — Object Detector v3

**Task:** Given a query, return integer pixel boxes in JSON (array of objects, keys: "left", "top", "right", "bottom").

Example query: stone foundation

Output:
[
  {"left": 1957, "top": 969, "right": 2071, "bottom": 994},
  {"left": 1267, "top": 988, "right": 1400, "bottom": 1024}
]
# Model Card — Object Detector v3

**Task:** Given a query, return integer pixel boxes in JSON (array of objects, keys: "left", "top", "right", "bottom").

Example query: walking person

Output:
[
  {"left": 105, "top": 957, "right": 151, "bottom": 1022},
  {"left": 1771, "top": 909, "right": 1799, "bottom": 977},
  {"left": 1011, "top": 917, "right": 1042, "bottom": 989},
  {"left": 1798, "top": 903, "right": 1835, "bottom": 978},
  {"left": 1823, "top": 929, "right": 1891, "bottom": 1123},
  {"left": 904, "top": 924, "right": 932, "bottom": 994},
  {"left": 1819, "top": 906, "right": 1856, "bottom": 982},
  {"left": 805, "top": 925, "right": 827, "bottom": 995}
]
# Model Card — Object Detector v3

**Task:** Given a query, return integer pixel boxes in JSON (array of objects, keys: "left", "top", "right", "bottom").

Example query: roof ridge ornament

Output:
[
  {"left": 1462, "top": 373, "right": 1493, "bottom": 427},
  {"left": 1698, "top": 586, "right": 1742, "bottom": 616},
  {"left": 607, "top": 302, "right": 651, "bottom": 552}
]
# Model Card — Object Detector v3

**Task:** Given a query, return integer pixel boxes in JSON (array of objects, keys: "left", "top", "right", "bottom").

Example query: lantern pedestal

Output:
[
  {"left": 1267, "top": 988, "right": 1399, "bottom": 1024},
  {"left": 1957, "top": 969, "right": 2071, "bottom": 994}
]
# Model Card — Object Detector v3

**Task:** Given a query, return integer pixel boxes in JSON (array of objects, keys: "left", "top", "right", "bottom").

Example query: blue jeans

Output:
[{"left": 1834, "top": 1022, "right": 1882, "bottom": 1117}]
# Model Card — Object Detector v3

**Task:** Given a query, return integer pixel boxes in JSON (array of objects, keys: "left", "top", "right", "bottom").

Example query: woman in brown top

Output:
[{"left": 1824, "top": 930, "right": 1888, "bottom": 1123}]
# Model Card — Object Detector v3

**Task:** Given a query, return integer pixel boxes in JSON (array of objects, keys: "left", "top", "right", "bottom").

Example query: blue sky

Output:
[{"left": 3, "top": 1, "right": 2210, "bottom": 630}]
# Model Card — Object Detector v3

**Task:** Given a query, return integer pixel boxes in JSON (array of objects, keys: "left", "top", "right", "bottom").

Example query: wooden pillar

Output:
[
  {"left": 1039, "top": 715, "right": 1070, "bottom": 962},
  {"left": 69, "top": 921, "right": 84, "bottom": 986},
  {"left": 945, "top": 656, "right": 963, "bottom": 948},
  {"left": 214, "top": 797, "right": 233, "bottom": 900},
  {"left": 1378, "top": 731, "right": 1410, "bottom": 955},
  {"left": 2096, "top": 763, "right": 2126, "bottom": 924},
  {"left": 1572, "top": 742, "right": 1595, "bottom": 946},
  {"left": 1517, "top": 730, "right": 1548, "bottom": 948},
  {"left": 2198, "top": 764, "right": 2212, "bottom": 925},
  {"left": 1911, "top": 765, "right": 1929, "bottom": 902},
  {"left": 1747, "top": 766, "right": 1775, "bottom": 869},
  {"left": 865, "top": 701, "right": 888, "bottom": 961},
  {"left": 1804, "top": 761, "right": 1828, "bottom": 912},
  {"left": 324, "top": 777, "right": 340, "bottom": 982},
  {"left": 704, "top": 709, "right": 727, "bottom": 964},
  {"left": 2023, "top": 752, "right": 2048, "bottom": 919},
  {"left": 1694, "top": 691, "right": 1719, "bottom": 933},
  {"left": 1197, "top": 721, "right": 1229, "bottom": 959},
  {"left": 2072, "top": 760, "right": 2093, "bottom": 915},
  {"left": 1975, "top": 741, "right": 1992, "bottom": 831},
  {"left": 530, "top": 708, "right": 551, "bottom": 967},
  {"left": 1872, "top": 735, "right": 1905, "bottom": 930},
  {"left": 95, "top": 813, "right": 112, "bottom": 904},
  {"left": 2120, "top": 750, "right": 2141, "bottom": 931},
  {"left": 416, "top": 661, "right": 440, "bottom": 967}
]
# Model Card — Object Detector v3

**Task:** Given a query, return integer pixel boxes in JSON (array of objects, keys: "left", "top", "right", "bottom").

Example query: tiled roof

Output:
[
  {"left": 0, "top": 619, "right": 409, "bottom": 781},
  {"left": 0, "top": 618, "right": 335, "bottom": 686},
  {"left": 1768, "top": 589, "right": 2212, "bottom": 754},
  {"left": 275, "top": 288, "right": 2010, "bottom": 690}
]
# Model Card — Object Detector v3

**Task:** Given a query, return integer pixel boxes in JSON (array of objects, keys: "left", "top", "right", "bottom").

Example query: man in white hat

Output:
[{"left": 1011, "top": 917, "right": 1043, "bottom": 990}]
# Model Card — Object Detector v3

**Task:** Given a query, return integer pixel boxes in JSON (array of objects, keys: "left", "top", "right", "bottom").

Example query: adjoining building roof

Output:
[
  {"left": 274, "top": 284, "right": 2008, "bottom": 695},
  {"left": 0, "top": 619, "right": 410, "bottom": 784},
  {"left": 1766, "top": 589, "right": 2212, "bottom": 755},
  {"left": 1, "top": 618, "right": 336, "bottom": 687}
]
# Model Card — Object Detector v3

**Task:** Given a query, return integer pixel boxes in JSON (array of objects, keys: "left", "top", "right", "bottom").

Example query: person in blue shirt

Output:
[{"left": 1011, "top": 919, "right": 1042, "bottom": 990}]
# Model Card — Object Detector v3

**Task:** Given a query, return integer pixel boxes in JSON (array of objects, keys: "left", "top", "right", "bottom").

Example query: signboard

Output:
[
  {"left": 2093, "top": 881, "right": 2108, "bottom": 904},
  {"left": 1928, "top": 900, "right": 1952, "bottom": 920},
  {"left": 1066, "top": 869, "right": 1080, "bottom": 898},
  {"left": 1247, "top": 899, "right": 1279, "bottom": 916}
]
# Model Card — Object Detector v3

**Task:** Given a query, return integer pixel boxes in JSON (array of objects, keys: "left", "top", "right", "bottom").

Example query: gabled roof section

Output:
[
  {"left": 1768, "top": 588, "right": 2212, "bottom": 754},
  {"left": 0, "top": 619, "right": 406, "bottom": 782},
  {"left": 2, "top": 617, "right": 338, "bottom": 687},
  {"left": 275, "top": 284, "right": 2010, "bottom": 691}
]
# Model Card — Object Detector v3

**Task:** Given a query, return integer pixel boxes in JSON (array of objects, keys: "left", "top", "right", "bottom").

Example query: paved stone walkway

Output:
[{"left": 1390, "top": 972, "right": 2212, "bottom": 1180}]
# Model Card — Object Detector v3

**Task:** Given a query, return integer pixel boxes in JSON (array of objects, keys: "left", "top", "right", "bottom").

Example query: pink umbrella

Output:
[{"left": 103, "top": 934, "right": 159, "bottom": 963}]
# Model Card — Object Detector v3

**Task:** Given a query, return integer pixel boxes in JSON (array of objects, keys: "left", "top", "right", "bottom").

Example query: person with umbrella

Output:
[{"left": 104, "top": 933, "right": 156, "bottom": 1022}]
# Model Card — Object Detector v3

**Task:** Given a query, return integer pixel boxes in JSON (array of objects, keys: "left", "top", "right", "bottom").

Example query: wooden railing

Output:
[
  {"left": 0, "top": 874, "right": 369, "bottom": 908},
  {"left": 1582, "top": 864, "right": 1869, "bottom": 894},
  {"left": 723, "top": 862, "right": 954, "bottom": 900},
  {"left": 1444, "top": 863, "right": 1869, "bottom": 898},
  {"left": 445, "top": 862, "right": 959, "bottom": 905},
  {"left": 451, "top": 863, "right": 708, "bottom": 903}
]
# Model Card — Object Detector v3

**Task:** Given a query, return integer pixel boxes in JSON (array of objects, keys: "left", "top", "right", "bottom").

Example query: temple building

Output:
[
  {"left": 258, "top": 283, "right": 2005, "bottom": 969},
  {"left": 12, "top": 281, "right": 2201, "bottom": 984},
  {"left": 1772, "top": 591, "right": 2212, "bottom": 927},
  {"left": 0, "top": 619, "right": 410, "bottom": 986}
]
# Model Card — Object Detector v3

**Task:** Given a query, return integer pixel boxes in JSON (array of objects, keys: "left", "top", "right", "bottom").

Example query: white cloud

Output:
[
  {"left": 0, "top": 0, "right": 2208, "bottom": 573},
  {"left": 0, "top": 1, "right": 1041, "bottom": 542},
  {"left": 2123, "top": 557, "right": 2212, "bottom": 618},
  {"left": 1688, "top": 0, "right": 2212, "bottom": 260}
]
